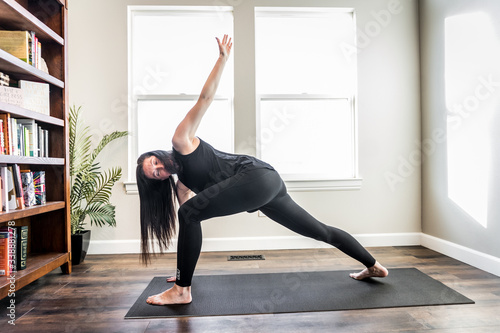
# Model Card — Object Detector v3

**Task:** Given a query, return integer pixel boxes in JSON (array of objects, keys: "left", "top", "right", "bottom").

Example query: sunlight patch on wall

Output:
[{"left": 445, "top": 12, "right": 500, "bottom": 228}]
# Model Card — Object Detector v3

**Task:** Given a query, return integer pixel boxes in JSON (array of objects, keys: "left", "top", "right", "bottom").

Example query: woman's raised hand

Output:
[{"left": 216, "top": 34, "right": 232, "bottom": 59}]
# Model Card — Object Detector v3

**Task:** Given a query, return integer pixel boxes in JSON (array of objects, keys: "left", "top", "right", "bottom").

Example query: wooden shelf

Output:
[
  {"left": 0, "top": 155, "right": 64, "bottom": 165},
  {"left": 0, "top": 102, "right": 64, "bottom": 126},
  {"left": 0, "top": 252, "right": 69, "bottom": 299},
  {"left": 0, "top": 0, "right": 64, "bottom": 45},
  {"left": 0, "top": 201, "right": 65, "bottom": 223},
  {"left": 0, "top": 0, "right": 70, "bottom": 300},
  {"left": 0, "top": 48, "right": 64, "bottom": 88}
]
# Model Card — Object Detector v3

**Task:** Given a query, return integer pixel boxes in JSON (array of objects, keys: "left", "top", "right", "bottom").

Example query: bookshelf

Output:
[{"left": 0, "top": 0, "right": 70, "bottom": 299}]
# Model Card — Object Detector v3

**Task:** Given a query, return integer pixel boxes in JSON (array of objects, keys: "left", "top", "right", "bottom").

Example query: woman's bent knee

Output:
[{"left": 178, "top": 202, "right": 201, "bottom": 225}]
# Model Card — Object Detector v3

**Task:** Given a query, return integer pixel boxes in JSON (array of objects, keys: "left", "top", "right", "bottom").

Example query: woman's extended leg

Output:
[{"left": 259, "top": 178, "right": 388, "bottom": 279}]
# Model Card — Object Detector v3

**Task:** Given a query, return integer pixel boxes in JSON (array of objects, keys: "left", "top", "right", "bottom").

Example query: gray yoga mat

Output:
[{"left": 125, "top": 268, "right": 474, "bottom": 318}]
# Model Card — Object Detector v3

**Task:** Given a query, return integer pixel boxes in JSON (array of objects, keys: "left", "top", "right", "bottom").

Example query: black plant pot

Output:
[{"left": 71, "top": 230, "right": 91, "bottom": 265}]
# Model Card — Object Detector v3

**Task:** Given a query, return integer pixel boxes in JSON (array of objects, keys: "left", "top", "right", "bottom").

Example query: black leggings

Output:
[{"left": 175, "top": 168, "right": 376, "bottom": 287}]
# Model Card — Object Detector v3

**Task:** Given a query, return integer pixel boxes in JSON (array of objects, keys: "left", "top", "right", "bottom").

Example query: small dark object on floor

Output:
[{"left": 227, "top": 255, "right": 265, "bottom": 261}]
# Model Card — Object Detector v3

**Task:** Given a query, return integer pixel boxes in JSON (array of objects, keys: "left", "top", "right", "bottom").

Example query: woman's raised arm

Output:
[{"left": 172, "top": 35, "right": 232, "bottom": 155}]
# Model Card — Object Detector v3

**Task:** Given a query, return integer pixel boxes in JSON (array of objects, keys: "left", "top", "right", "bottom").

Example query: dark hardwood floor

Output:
[{"left": 1, "top": 246, "right": 499, "bottom": 332}]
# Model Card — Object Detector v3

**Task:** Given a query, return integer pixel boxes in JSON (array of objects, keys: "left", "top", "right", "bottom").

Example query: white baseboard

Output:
[
  {"left": 87, "top": 232, "right": 421, "bottom": 255},
  {"left": 87, "top": 232, "right": 500, "bottom": 277},
  {"left": 420, "top": 233, "right": 500, "bottom": 277}
]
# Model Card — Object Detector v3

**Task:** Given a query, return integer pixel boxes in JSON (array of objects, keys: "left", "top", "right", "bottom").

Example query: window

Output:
[
  {"left": 126, "top": 5, "right": 360, "bottom": 193},
  {"left": 255, "top": 8, "right": 358, "bottom": 182},
  {"left": 128, "top": 6, "right": 234, "bottom": 182}
]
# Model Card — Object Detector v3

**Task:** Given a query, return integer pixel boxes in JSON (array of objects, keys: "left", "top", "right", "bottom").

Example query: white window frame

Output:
[
  {"left": 125, "top": 6, "right": 234, "bottom": 194},
  {"left": 255, "top": 7, "right": 362, "bottom": 191},
  {"left": 256, "top": 94, "right": 361, "bottom": 191}
]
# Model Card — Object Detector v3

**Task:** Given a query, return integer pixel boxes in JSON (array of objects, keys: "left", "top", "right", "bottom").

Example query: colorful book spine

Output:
[
  {"left": 0, "top": 119, "right": 4, "bottom": 155},
  {"left": 33, "top": 171, "right": 46, "bottom": 205},
  {"left": 0, "top": 231, "right": 10, "bottom": 276},
  {"left": 0, "top": 114, "right": 9, "bottom": 155}
]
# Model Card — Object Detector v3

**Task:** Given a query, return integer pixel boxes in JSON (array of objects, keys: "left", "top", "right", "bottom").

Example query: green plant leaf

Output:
[
  {"left": 83, "top": 167, "right": 122, "bottom": 208},
  {"left": 69, "top": 105, "right": 92, "bottom": 177},
  {"left": 86, "top": 202, "right": 117, "bottom": 228},
  {"left": 88, "top": 131, "right": 128, "bottom": 168}
]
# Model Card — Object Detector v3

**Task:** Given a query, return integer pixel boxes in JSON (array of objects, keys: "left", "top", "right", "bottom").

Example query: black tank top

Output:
[{"left": 172, "top": 138, "right": 274, "bottom": 193}]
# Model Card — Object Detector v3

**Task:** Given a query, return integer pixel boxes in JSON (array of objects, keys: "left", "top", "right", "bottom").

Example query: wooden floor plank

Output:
[{"left": 0, "top": 246, "right": 499, "bottom": 333}]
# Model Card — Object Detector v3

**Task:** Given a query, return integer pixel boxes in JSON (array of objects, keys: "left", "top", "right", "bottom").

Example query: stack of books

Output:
[
  {"left": 0, "top": 113, "right": 50, "bottom": 157},
  {"left": 0, "top": 72, "right": 9, "bottom": 87},
  {"left": 0, "top": 30, "right": 46, "bottom": 72},
  {"left": 0, "top": 166, "right": 45, "bottom": 213}
]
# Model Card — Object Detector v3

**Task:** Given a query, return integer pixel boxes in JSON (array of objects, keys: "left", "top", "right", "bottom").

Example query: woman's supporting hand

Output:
[{"left": 216, "top": 34, "right": 232, "bottom": 60}]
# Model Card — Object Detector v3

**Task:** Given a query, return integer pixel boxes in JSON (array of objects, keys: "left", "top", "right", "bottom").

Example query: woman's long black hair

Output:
[{"left": 136, "top": 150, "right": 180, "bottom": 264}]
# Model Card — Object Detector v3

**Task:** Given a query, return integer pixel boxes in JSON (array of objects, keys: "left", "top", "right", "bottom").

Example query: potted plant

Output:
[{"left": 69, "top": 105, "right": 128, "bottom": 264}]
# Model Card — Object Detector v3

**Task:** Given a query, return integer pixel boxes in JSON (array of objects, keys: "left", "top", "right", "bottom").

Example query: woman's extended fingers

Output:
[
  {"left": 166, "top": 276, "right": 176, "bottom": 283},
  {"left": 216, "top": 34, "right": 232, "bottom": 57}
]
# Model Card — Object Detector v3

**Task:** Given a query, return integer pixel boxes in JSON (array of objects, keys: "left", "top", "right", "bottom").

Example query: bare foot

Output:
[
  {"left": 146, "top": 284, "right": 192, "bottom": 305},
  {"left": 350, "top": 261, "right": 389, "bottom": 280}
]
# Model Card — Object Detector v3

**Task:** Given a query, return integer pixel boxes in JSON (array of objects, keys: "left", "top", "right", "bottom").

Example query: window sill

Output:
[
  {"left": 124, "top": 178, "right": 362, "bottom": 195},
  {"left": 284, "top": 178, "right": 363, "bottom": 192}
]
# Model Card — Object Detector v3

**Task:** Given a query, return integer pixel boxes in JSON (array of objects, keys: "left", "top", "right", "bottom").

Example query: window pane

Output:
[
  {"left": 137, "top": 99, "right": 233, "bottom": 155},
  {"left": 255, "top": 10, "right": 355, "bottom": 95},
  {"left": 259, "top": 99, "right": 353, "bottom": 179},
  {"left": 131, "top": 10, "right": 233, "bottom": 95}
]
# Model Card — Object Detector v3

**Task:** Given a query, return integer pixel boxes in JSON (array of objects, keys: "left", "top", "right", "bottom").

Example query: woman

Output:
[{"left": 136, "top": 35, "right": 388, "bottom": 305}]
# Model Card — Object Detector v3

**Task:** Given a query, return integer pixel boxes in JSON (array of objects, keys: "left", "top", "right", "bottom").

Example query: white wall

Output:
[
  {"left": 68, "top": 0, "right": 421, "bottom": 254},
  {"left": 420, "top": 0, "right": 500, "bottom": 258}
]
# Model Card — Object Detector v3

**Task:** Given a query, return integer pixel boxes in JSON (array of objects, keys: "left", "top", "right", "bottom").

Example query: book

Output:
[
  {"left": 13, "top": 226, "right": 28, "bottom": 270},
  {"left": 6, "top": 166, "right": 17, "bottom": 210},
  {"left": 0, "top": 166, "right": 8, "bottom": 212},
  {"left": 16, "top": 118, "right": 38, "bottom": 157},
  {"left": 0, "top": 119, "right": 4, "bottom": 155},
  {"left": 0, "top": 86, "right": 23, "bottom": 107},
  {"left": 33, "top": 171, "right": 46, "bottom": 205},
  {"left": 37, "top": 40, "right": 42, "bottom": 69},
  {"left": 38, "top": 126, "right": 43, "bottom": 157},
  {"left": 43, "top": 129, "right": 49, "bottom": 157},
  {"left": 0, "top": 72, "right": 9, "bottom": 86},
  {"left": 19, "top": 80, "right": 50, "bottom": 116},
  {"left": 12, "top": 164, "right": 25, "bottom": 209},
  {"left": 0, "top": 231, "right": 10, "bottom": 276},
  {"left": 0, "top": 30, "right": 31, "bottom": 63},
  {"left": 21, "top": 171, "right": 35, "bottom": 207},
  {"left": 0, "top": 114, "right": 10, "bottom": 155},
  {"left": 0, "top": 227, "right": 16, "bottom": 274},
  {"left": 11, "top": 117, "right": 19, "bottom": 156}
]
